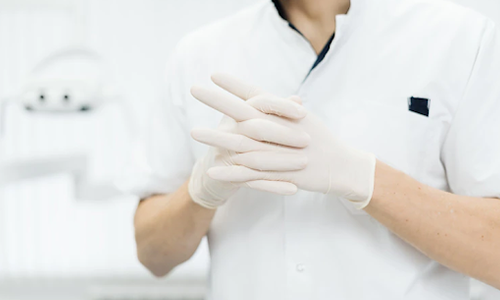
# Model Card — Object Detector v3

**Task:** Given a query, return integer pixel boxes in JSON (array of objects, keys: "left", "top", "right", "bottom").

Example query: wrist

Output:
[
  {"left": 188, "top": 154, "right": 235, "bottom": 209},
  {"left": 188, "top": 178, "right": 216, "bottom": 210},
  {"left": 363, "top": 160, "right": 401, "bottom": 211},
  {"left": 344, "top": 152, "right": 377, "bottom": 210},
  {"left": 188, "top": 159, "right": 220, "bottom": 209}
]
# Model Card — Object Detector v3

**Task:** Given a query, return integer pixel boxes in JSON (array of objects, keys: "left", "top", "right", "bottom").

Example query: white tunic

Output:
[{"left": 118, "top": 0, "right": 500, "bottom": 298}]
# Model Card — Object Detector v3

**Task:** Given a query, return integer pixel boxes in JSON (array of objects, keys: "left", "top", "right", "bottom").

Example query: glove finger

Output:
[
  {"left": 191, "top": 128, "right": 279, "bottom": 152},
  {"left": 232, "top": 152, "right": 307, "bottom": 171},
  {"left": 236, "top": 180, "right": 297, "bottom": 195},
  {"left": 211, "top": 73, "right": 264, "bottom": 100},
  {"left": 237, "top": 119, "right": 310, "bottom": 148},
  {"left": 207, "top": 166, "right": 294, "bottom": 183},
  {"left": 288, "top": 95, "right": 302, "bottom": 104},
  {"left": 246, "top": 94, "right": 306, "bottom": 119},
  {"left": 190, "top": 85, "right": 261, "bottom": 122}
]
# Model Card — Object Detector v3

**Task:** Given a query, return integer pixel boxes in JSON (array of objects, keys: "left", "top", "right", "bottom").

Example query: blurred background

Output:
[{"left": 0, "top": 0, "right": 498, "bottom": 299}]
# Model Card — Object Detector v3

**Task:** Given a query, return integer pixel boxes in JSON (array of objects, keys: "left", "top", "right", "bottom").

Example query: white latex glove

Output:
[
  {"left": 188, "top": 83, "right": 309, "bottom": 209},
  {"left": 191, "top": 74, "right": 377, "bottom": 209}
]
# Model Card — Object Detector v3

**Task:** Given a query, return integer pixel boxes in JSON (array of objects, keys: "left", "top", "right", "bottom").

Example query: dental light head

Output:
[
  {"left": 20, "top": 47, "right": 113, "bottom": 113},
  {"left": 0, "top": 47, "right": 118, "bottom": 136}
]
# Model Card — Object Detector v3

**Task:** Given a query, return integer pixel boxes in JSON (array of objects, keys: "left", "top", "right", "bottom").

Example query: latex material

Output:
[
  {"left": 191, "top": 73, "right": 377, "bottom": 208},
  {"left": 188, "top": 87, "right": 308, "bottom": 208}
]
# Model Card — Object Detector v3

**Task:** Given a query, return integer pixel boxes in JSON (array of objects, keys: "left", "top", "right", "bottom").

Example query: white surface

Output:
[
  {"left": 0, "top": 154, "right": 122, "bottom": 200},
  {"left": 0, "top": 0, "right": 253, "bottom": 286}
]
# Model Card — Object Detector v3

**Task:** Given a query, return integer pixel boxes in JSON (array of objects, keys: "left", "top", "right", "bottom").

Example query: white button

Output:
[{"left": 296, "top": 263, "right": 305, "bottom": 272}]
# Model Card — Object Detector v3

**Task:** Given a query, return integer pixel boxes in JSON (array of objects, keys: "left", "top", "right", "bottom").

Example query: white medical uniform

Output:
[{"left": 118, "top": 0, "right": 500, "bottom": 298}]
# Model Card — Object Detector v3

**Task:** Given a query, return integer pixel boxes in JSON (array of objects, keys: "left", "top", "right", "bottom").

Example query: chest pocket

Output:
[{"left": 317, "top": 99, "right": 444, "bottom": 216}]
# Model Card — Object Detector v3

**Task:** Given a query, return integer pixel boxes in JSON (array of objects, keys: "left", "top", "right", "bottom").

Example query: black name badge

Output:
[{"left": 408, "top": 97, "right": 430, "bottom": 117}]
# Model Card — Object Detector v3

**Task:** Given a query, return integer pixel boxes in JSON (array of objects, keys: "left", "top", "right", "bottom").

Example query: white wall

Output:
[{"left": 0, "top": 0, "right": 253, "bottom": 291}]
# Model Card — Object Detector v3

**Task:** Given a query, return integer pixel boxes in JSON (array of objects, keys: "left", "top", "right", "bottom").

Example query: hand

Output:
[
  {"left": 188, "top": 77, "right": 309, "bottom": 209},
  {"left": 191, "top": 74, "right": 377, "bottom": 209}
]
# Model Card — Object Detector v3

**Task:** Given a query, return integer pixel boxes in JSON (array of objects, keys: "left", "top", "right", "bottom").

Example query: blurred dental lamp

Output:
[
  {"left": 21, "top": 47, "right": 115, "bottom": 113},
  {"left": 1, "top": 47, "right": 120, "bottom": 134},
  {"left": 0, "top": 47, "right": 128, "bottom": 201}
]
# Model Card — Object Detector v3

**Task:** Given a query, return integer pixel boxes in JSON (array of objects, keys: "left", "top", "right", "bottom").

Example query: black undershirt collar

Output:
[{"left": 271, "top": 0, "right": 335, "bottom": 72}]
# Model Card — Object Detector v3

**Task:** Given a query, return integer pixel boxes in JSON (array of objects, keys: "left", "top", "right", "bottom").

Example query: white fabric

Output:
[
  {"left": 118, "top": 0, "right": 500, "bottom": 298},
  {"left": 190, "top": 74, "right": 377, "bottom": 208}
]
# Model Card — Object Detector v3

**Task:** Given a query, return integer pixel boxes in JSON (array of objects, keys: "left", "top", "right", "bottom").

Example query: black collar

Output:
[
  {"left": 271, "top": 0, "right": 336, "bottom": 74},
  {"left": 272, "top": 0, "right": 288, "bottom": 21}
]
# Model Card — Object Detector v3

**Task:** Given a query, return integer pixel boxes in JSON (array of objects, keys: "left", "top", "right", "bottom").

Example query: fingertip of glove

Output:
[
  {"left": 190, "top": 85, "right": 205, "bottom": 99},
  {"left": 294, "top": 105, "right": 308, "bottom": 119},
  {"left": 296, "top": 132, "right": 311, "bottom": 148},
  {"left": 190, "top": 128, "right": 205, "bottom": 140},
  {"left": 206, "top": 168, "right": 220, "bottom": 180},
  {"left": 210, "top": 72, "right": 226, "bottom": 85},
  {"left": 282, "top": 184, "right": 298, "bottom": 195},
  {"left": 288, "top": 95, "right": 303, "bottom": 105}
]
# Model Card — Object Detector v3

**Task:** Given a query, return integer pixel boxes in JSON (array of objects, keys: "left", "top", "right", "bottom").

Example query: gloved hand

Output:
[
  {"left": 188, "top": 79, "right": 309, "bottom": 209},
  {"left": 191, "top": 73, "right": 377, "bottom": 209}
]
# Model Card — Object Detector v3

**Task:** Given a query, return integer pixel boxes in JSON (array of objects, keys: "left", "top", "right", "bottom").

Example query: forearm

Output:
[
  {"left": 134, "top": 179, "right": 216, "bottom": 277},
  {"left": 365, "top": 161, "right": 500, "bottom": 288}
]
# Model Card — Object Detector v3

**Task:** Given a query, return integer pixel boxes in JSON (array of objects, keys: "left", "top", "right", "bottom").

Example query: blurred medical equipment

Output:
[
  {"left": 0, "top": 47, "right": 127, "bottom": 200},
  {"left": 1, "top": 47, "right": 122, "bottom": 131},
  {"left": 0, "top": 1, "right": 213, "bottom": 299},
  {"left": 20, "top": 48, "right": 115, "bottom": 113}
]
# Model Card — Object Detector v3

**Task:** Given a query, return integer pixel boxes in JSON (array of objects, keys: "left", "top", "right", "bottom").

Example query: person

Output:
[{"left": 118, "top": 0, "right": 500, "bottom": 298}]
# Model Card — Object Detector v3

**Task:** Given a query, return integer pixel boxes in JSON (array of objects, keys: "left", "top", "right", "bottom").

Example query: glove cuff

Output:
[
  {"left": 188, "top": 176, "right": 218, "bottom": 209},
  {"left": 188, "top": 156, "right": 229, "bottom": 209},
  {"left": 347, "top": 153, "right": 377, "bottom": 210}
]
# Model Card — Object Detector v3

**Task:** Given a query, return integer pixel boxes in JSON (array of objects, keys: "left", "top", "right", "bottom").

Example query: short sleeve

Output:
[
  {"left": 441, "top": 20, "right": 500, "bottom": 198},
  {"left": 116, "top": 47, "right": 195, "bottom": 199}
]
